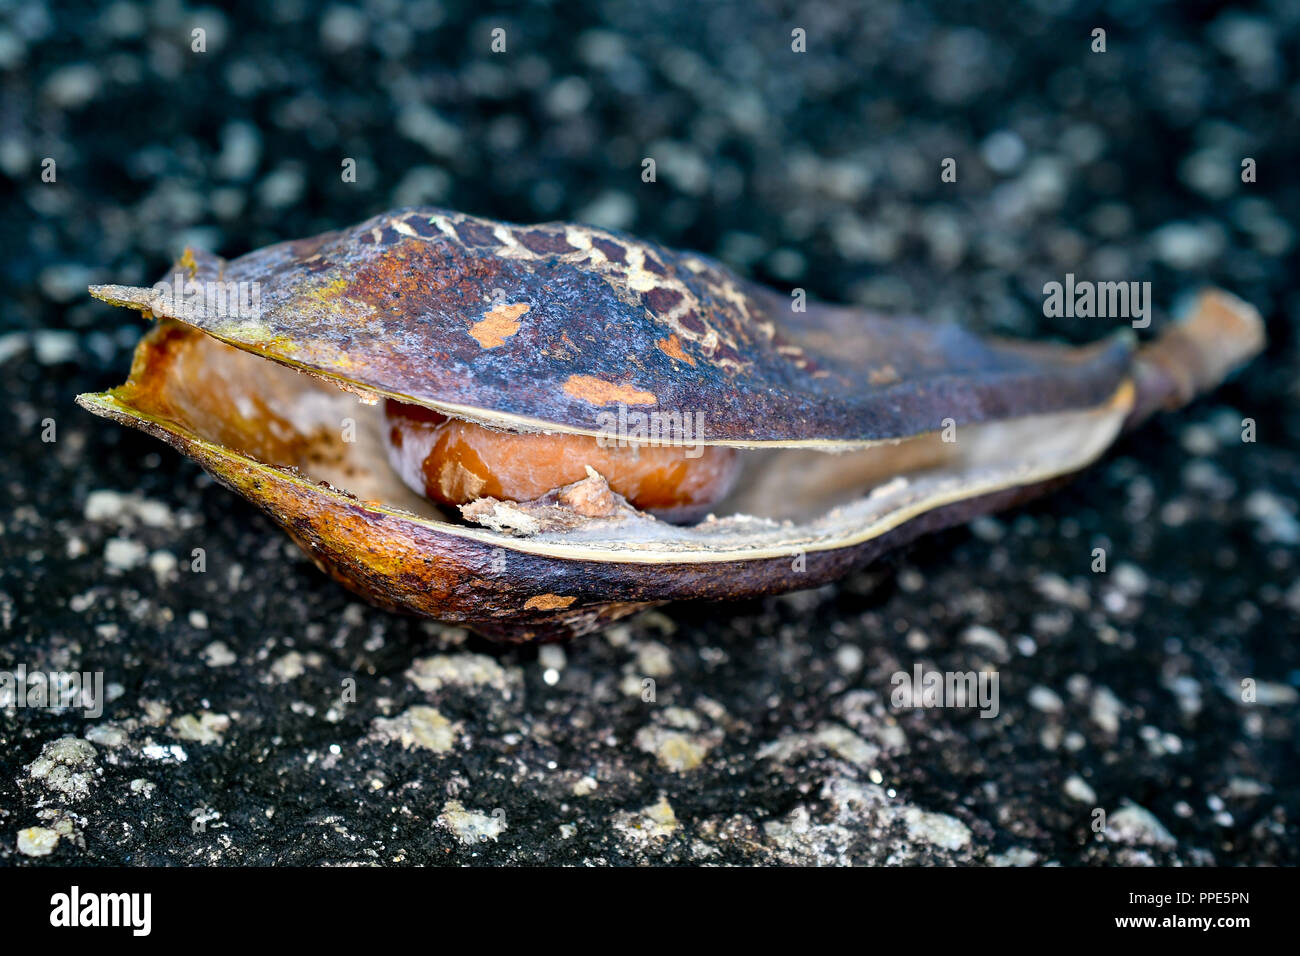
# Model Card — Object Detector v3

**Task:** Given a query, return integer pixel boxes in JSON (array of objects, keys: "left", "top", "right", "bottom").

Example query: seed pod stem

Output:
[{"left": 1127, "top": 289, "right": 1265, "bottom": 429}]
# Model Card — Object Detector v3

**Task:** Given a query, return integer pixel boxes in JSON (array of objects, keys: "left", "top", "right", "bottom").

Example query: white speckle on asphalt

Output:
[
  {"left": 439, "top": 801, "right": 507, "bottom": 844},
  {"left": 1028, "top": 685, "right": 1064, "bottom": 714},
  {"left": 103, "top": 537, "right": 147, "bottom": 572},
  {"left": 1107, "top": 802, "right": 1176, "bottom": 848},
  {"left": 1064, "top": 775, "right": 1097, "bottom": 804},
  {"left": 17, "top": 826, "right": 60, "bottom": 857},
  {"left": 25, "top": 736, "right": 98, "bottom": 801}
]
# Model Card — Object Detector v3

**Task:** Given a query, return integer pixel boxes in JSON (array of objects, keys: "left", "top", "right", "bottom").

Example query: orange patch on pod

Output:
[
  {"left": 524, "top": 593, "right": 577, "bottom": 610},
  {"left": 562, "top": 374, "right": 657, "bottom": 406},
  {"left": 468, "top": 302, "right": 530, "bottom": 348},
  {"left": 656, "top": 334, "right": 695, "bottom": 365}
]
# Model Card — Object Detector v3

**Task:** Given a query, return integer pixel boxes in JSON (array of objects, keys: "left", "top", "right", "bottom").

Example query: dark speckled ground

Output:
[{"left": 1, "top": 0, "right": 1296, "bottom": 865}]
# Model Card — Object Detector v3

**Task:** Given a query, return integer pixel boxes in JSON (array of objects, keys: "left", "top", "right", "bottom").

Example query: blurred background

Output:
[{"left": 1, "top": 0, "right": 1297, "bottom": 865}]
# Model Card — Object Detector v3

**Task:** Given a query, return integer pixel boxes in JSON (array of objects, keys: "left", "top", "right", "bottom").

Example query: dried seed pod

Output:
[{"left": 78, "top": 208, "right": 1264, "bottom": 642}]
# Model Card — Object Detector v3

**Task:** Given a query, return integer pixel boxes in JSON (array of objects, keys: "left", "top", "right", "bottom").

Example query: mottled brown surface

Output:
[{"left": 95, "top": 207, "right": 1136, "bottom": 444}]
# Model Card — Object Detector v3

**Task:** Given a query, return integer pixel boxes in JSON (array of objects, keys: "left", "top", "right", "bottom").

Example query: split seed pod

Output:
[{"left": 78, "top": 209, "right": 1264, "bottom": 641}]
